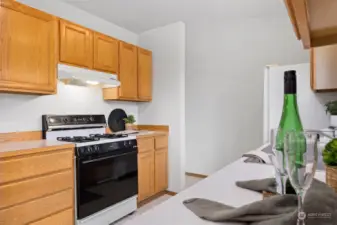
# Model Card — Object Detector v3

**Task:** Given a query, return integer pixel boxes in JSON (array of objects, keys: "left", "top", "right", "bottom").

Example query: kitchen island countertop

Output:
[{"left": 123, "top": 156, "right": 326, "bottom": 225}]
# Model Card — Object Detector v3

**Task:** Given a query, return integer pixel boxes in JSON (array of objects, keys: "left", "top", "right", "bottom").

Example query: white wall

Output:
[
  {"left": 186, "top": 18, "right": 310, "bottom": 175},
  {"left": 0, "top": 82, "right": 138, "bottom": 132},
  {"left": 138, "top": 22, "right": 186, "bottom": 192},
  {"left": 16, "top": 0, "right": 138, "bottom": 45}
]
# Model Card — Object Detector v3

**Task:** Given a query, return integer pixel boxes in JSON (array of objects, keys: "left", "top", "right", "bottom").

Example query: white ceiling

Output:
[{"left": 63, "top": 0, "right": 288, "bottom": 34}]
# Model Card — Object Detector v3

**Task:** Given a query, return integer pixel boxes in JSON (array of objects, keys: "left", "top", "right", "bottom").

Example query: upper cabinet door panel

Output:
[
  {"left": 0, "top": 0, "right": 57, "bottom": 94},
  {"left": 138, "top": 48, "right": 152, "bottom": 101},
  {"left": 59, "top": 20, "right": 92, "bottom": 68},
  {"left": 119, "top": 42, "right": 138, "bottom": 99},
  {"left": 311, "top": 44, "right": 337, "bottom": 91},
  {"left": 93, "top": 33, "right": 118, "bottom": 73}
]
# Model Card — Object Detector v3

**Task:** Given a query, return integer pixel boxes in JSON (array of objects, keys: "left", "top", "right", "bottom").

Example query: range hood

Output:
[{"left": 58, "top": 64, "right": 120, "bottom": 87}]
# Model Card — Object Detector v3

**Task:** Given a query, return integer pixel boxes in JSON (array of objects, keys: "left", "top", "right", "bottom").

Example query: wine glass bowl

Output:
[{"left": 284, "top": 131, "right": 318, "bottom": 225}]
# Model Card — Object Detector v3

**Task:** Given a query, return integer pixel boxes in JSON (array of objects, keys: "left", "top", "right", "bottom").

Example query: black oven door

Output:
[{"left": 77, "top": 149, "right": 138, "bottom": 220}]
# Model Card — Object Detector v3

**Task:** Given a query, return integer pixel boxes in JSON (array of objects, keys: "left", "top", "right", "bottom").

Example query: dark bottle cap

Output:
[{"left": 284, "top": 70, "right": 296, "bottom": 94}]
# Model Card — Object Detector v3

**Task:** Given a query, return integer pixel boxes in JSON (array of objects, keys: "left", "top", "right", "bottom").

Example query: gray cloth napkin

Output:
[
  {"left": 183, "top": 178, "right": 337, "bottom": 225},
  {"left": 237, "top": 178, "right": 277, "bottom": 194}
]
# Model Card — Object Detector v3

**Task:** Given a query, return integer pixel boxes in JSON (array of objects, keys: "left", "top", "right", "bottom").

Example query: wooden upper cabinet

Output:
[
  {"left": 311, "top": 44, "right": 337, "bottom": 91},
  {"left": 0, "top": 0, "right": 57, "bottom": 94},
  {"left": 93, "top": 32, "right": 119, "bottom": 73},
  {"left": 119, "top": 41, "right": 138, "bottom": 99},
  {"left": 59, "top": 20, "right": 93, "bottom": 68},
  {"left": 284, "top": 0, "right": 337, "bottom": 48},
  {"left": 138, "top": 48, "right": 152, "bottom": 101}
]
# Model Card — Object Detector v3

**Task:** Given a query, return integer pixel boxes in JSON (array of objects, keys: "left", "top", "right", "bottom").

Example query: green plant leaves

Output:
[
  {"left": 325, "top": 101, "right": 337, "bottom": 115},
  {"left": 323, "top": 139, "right": 337, "bottom": 166},
  {"left": 123, "top": 115, "right": 136, "bottom": 124}
]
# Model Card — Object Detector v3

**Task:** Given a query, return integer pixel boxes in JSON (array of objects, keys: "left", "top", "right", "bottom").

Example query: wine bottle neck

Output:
[{"left": 284, "top": 94, "right": 298, "bottom": 110}]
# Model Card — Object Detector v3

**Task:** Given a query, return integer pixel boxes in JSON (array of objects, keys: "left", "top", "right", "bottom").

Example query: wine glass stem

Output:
[
  {"left": 297, "top": 191, "right": 305, "bottom": 225},
  {"left": 281, "top": 175, "right": 287, "bottom": 195}
]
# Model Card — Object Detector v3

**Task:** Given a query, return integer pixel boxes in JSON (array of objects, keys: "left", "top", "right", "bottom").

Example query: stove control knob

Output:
[
  {"left": 89, "top": 116, "right": 94, "bottom": 122},
  {"left": 94, "top": 145, "right": 100, "bottom": 153},
  {"left": 83, "top": 117, "right": 88, "bottom": 122},
  {"left": 124, "top": 141, "right": 128, "bottom": 147},
  {"left": 79, "top": 147, "right": 86, "bottom": 155},
  {"left": 128, "top": 141, "right": 133, "bottom": 146},
  {"left": 63, "top": 118, "right": 69, "bottom": 123},
  {"left": 87, "top": 146, "right": 93, "bottom": 153}
]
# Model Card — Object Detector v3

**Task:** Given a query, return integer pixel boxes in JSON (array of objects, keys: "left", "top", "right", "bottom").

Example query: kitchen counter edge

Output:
[
  {"left": 135, "top": 131, "right": 168, "bottom": 139},
  {"left": 0, "top": 140, "right": 75, "bottom": 158}
]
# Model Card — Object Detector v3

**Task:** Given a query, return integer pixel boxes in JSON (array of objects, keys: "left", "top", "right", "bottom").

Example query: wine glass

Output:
[{"left": 284, "top": 131, "right": 318, "bottom": 225}]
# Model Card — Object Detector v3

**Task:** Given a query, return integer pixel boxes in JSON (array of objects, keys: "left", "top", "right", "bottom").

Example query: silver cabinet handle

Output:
[{"left": 81, "top": 151, "right": 136, "bottom": 164}]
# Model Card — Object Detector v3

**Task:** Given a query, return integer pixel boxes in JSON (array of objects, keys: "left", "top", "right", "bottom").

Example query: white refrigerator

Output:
[{"left": 263, "top": 63, "right": 334, "bottom": 144}]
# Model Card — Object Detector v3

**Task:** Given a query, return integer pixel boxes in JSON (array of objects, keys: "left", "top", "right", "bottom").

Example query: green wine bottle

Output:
[
  {"left": 275, "top": 70, "right": 303, "bottom": 153},
  {"left": 274, "top": 70, "right": 304, "bottom": 194}
]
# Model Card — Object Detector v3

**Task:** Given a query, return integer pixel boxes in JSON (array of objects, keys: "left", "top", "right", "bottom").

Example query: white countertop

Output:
[{"left": 124, "top": 157, "right": 326, "bottom": 225}]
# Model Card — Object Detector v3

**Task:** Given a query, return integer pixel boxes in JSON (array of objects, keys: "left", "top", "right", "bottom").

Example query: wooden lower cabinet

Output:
[
  {"left": 29, "top": 208, "right": 74, "bottom": 225},
  {"left": 138, "top": 151, "right": 155, "bottom": 202},
  {"left": 0, "top": 147, "right": 74, "bottom": 225},
  {"left": 155, "top": 148, "right": 168, "bottom": 193},
  {"left": 0, "top": 189, "right": 73, "bottom": 225},
  {"left": 0, "top": 150, "right": 73, "bottom": 185},
  {"left": 137, "top": 134, "right": 168, "bottom": 203},
  {"left": 0, "top": 170, "right": 73, "bottom": 209}
]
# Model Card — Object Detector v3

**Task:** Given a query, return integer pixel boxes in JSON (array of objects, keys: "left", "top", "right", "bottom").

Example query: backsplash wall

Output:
[{"left": 0, "top": 82, "right": 138, "bottom": 133}]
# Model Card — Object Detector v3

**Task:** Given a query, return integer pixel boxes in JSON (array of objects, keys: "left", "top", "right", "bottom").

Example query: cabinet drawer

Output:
[
  {"left": 0, "top": 189, "right": 73, "bottom": 225},
  {"left": 155, "top": 135, "right": 168, "bottom": 149},
  {"left": 0, "top": 149, "right": 73, "bottom": 185},
  {"left": 0, "top": 170, "right": 73, "bottom": 209},
  {"left": 29, "top": 208, "right": 73, "bottom": 225},
  {"left": 137, "top": 137, "right": 154, "bottom": 152}
]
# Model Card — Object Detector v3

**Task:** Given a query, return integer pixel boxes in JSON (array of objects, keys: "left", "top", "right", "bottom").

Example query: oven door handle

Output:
[{"left": 81, "top": 151, "right": 137, "bottom": 164}]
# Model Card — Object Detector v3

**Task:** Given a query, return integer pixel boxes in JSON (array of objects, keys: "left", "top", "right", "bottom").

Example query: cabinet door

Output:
[
  {"left": 60, "top": 20, "right": 92, "bottom": 68},
  {"left": 93, "top": 33, "right": 118, "bottom": 73},
  {"left": 138, "top": 151, "right": 154, "bottom": 202},
  {"left": 0, "top": 0, "right": 57, "bottom": 94},
  {"left": 154, "top": 148, "right": 168, "bottom": 193},
  {"left": 311, "top": 45, "right": 337, "bottom": 91},
  {"left": 138, "top": 48, "right": 152, "bottom": 101},
  {"left": 119, "top": 41, "right": 138, "bottom": 99}
]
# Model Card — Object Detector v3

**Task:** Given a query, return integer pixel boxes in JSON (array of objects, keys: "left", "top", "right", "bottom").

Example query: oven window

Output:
[{"left": 77, "top": 150, "right": 138, "bottom": 219}]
